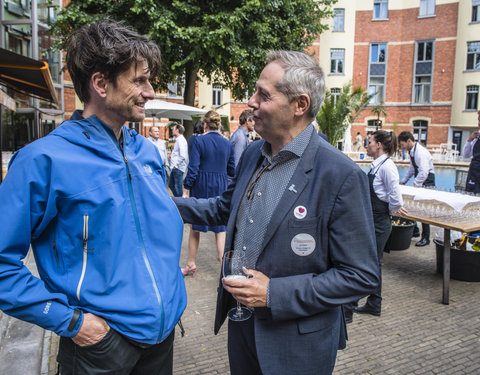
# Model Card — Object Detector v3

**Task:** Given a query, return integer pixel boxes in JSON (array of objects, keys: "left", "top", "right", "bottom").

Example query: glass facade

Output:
[{"left": 0, "top": 0, "right": 63, "bottom": 158}]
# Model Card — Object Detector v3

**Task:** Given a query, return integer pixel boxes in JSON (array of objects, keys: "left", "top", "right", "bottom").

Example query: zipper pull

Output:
[{"left": 124, "top": 156, "right": 132, "bottom": 180}]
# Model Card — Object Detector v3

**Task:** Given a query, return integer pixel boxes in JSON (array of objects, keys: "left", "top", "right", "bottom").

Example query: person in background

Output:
[
  {"left": 353, "top": 131, "right": 363, "bottom": 151},
  {"left": 463, "top": 110, "right": 480, "bottom": 194},
  {"left": 188, "top": 120, "right": 205, "bottom": 156},
  {"left": 348, "top": 130, "right": 407, "bottom": 322},
  {"left": 364, "top": 131, "right": 372, "bottom": 149},
  {"left": 181, "top": 111, "right": 235, "bottom": 276},
  {"left": 173, "top": 50, "right": 379, "bottom": 375},
  {"left": 398, "top": 131, "right": 435, "bottom": 247},
  {"left": 0, "top": 20, "right": 186, "bottom": 374},
  {"left": 230, "top": 109, "right": 254, "bottom": 167},
  {"left": 148, "top": 125, "right": 168, "bottom": 167},
  {"left": 168, "top": 123, "right": 188, "bottom": 197}
]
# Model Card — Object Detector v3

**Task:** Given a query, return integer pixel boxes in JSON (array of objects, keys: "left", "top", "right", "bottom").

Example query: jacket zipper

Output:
[
  {"left": 76, "top": 215, "right": 89, "bottom": 301},
  {"left": 123, "top": 145, "right": 165, "bottom": 343}
]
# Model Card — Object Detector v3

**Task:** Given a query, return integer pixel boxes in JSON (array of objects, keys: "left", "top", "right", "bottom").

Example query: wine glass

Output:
[{"left": 222, "top": 250, "right": 252, "bottom": 321}]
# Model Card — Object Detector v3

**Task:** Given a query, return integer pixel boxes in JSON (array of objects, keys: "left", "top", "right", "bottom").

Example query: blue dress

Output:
[{"left": 184, "top": 131, "right": 235, "bottom": 232}]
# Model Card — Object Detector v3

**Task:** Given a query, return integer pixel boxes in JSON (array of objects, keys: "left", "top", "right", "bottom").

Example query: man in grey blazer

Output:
[{"left": 173, "top": 51, "right": 379, "bottom": 375}]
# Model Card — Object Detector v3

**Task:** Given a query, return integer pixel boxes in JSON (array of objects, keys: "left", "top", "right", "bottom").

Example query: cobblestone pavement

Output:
[{"left": 174, "top": 225, "right": 480, "bottom": 375}]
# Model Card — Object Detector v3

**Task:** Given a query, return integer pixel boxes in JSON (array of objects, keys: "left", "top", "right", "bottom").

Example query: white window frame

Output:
[
  {"left": 474, "top": 0, "right": 480, "bottom": 22},
  {"left": 373, "top": 0, "right": 388, "bottom": 19},
  {"left": 467, "top": 41, "right": 480, "bottom": 71},
  {"left": 212, "top": 85, "right": 222, "bottom": 106},
  {"left": 419, "top": 0, "right": 435, "bottom": 17},
  {"left": 466, "top": 85, "right": 479, "bottom": 110},
  {"left": 330, "top": 49, "right": 344, "bottom": 74},
  {"left": 330, "top": 88, "right": 341, "bottom": 104},
  {"left": 333, "top": 9, "right": 345, "bottom": 31}
]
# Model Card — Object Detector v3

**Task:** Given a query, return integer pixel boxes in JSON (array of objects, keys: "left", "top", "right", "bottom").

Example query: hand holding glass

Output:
[{"left": 222, "top": 250, "right": 252, "bottom": 321}]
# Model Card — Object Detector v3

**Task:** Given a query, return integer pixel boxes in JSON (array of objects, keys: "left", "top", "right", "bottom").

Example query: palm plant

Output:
[
  {"left": 317, "top": 82, "right": 372, "bottom": 146},
  {"left": 370, "top": 102, "right": 388, "bottom": 130}
]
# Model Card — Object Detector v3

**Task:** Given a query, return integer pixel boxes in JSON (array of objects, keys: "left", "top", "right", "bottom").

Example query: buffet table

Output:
[{"left": 399, "top": 186, "right": 480, "bottom": 304}]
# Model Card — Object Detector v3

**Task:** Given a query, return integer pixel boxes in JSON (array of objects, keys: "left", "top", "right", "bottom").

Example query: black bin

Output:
[
  {"left": 434, "top": 239, "right": 480, "bottom": 282},
  {"left": 385, "top": 217, "right": 415, "bottom": 251}
]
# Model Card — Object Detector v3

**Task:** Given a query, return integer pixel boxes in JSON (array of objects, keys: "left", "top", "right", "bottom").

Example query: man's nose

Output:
[{"left": 143, "top": 81, "right": 155, "bottom": 100}]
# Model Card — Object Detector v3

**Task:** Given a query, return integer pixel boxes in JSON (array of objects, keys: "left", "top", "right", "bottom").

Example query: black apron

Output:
[
  {"left": 368, "top": 158, "right": 392, "bottom": 258},
  {"left": 410, "top": 143, "right": 435, "bottom": 187},
  {"left": 466, "top": 138, "right": 480, "bottom": 194}
]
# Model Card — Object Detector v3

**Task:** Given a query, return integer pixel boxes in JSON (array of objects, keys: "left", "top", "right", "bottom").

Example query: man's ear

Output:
[
  {"left": 90, "top": 72, "right": 108, "bottom": 98},
  {"left": 294, "top": 94, "right": 310, "bottom": 117}
]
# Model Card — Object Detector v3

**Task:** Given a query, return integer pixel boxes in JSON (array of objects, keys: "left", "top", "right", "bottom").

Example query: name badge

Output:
[{"left": 291, "top": 233, "right": 316, "bottom": 256}]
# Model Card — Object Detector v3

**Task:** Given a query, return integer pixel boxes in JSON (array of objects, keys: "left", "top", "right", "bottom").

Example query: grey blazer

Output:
[{"left": 174, "top": 133, "right": 379, "bottom": 375}]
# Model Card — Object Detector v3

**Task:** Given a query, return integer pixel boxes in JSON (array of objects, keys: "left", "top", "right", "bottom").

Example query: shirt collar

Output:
[
  {"left": 371, "top": 153, "right": 388, "bottom": 169},
  {"left": 261, "top": 123, "right": 314, "bottom": 166}
]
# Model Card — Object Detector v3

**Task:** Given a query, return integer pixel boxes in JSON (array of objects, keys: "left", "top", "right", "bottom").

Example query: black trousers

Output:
[
  {"left": 57, "top": 328, "right": 174, "bottom": 375},
  {"left": 228, "top": 317, "right": 263, "bottom": 375}
]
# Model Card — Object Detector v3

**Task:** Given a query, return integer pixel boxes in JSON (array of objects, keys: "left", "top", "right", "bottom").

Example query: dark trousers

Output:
[
  {"left": 168, "top": 168, "right": 184, "bottom": 197},
  {"left": 228, "top": 318, "right": 263, "bottom": 375},
  {"left": 57, "top": 328, "right": 174, "bottom": 375}
]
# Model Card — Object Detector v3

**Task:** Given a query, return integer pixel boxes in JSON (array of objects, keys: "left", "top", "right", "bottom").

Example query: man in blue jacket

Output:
[
  {"left": 174, "top": 51, "right": 379, "bottom": 375},
  {"left": 0, "top": 21, "right": 186, "bottom": 374}
]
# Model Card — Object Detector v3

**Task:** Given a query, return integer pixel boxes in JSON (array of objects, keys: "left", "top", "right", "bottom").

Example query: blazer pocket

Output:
[
  {"left": 297, "top": 309, "right": 337, "bottom": 334},
  {"left": 288, "top": 216, "right": 321, "bottom": 256}
]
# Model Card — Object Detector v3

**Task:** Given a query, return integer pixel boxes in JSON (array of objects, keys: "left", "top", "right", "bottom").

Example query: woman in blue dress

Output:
[{"left": 181, "top": 110, "right": 235, "bottom": 276}]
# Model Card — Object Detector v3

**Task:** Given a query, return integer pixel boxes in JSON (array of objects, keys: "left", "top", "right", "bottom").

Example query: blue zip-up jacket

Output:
[{"left": 0, "top": 115, "right": 187, "bottom": 344}]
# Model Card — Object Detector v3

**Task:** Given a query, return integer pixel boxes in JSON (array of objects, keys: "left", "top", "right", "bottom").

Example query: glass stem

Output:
[{"left": 236, "top": 302, "right": 243, "bottom": 317}]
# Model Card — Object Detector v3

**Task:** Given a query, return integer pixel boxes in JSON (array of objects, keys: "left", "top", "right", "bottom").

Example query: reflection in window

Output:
[
  {"left": 420, "top": 0, "right": 435, "bottom": 17},
  {"left": 368, "top": 43, "right": 387, "bottom": 104},
  {"left": 413, "top": 120, "right": 428, "bottom": 146},
  {"left": 373, "top": 0, "right": 388, "bottom": 19},
  {"left": 330, "top": 49, "right": 344, "bottom": 74},
  {"left": 474, "top": 0, "right": 480, "bottom": 22},
  {"left": 5, "top": 24, "right": 32, "bottom": 57},
  {"left": 467, "top": 42, "right": 480, "bottom": 70},
  {"left": 413, "top": 41, "right": 434, "bottom": 104},
  {"left": 333, "top": 9, "right": 344, "bottom": 31},
  {"left": 167, "top": 79, "right": 184, "bottom": 97},
  {"left": 466, "top": 85, "right": 479, "bottom": 110}
]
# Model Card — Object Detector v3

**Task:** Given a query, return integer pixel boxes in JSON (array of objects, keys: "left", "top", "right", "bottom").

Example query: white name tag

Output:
[{"left": 291, "top": 233, "right": 316, "bottom": 256}]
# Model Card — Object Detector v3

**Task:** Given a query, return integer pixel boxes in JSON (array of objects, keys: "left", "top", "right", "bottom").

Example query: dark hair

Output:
[
  {"left": 175, "top": 124, "right": 185, "bottom": 135},
  {"left": 239, "top": 109, "right": 253, "bottom": 125},
  {"left": 193, "top": 120, "right": 204, "bottom": 135},
  {"left": 372, "top": 130, "right": 397, "bottom": 156},
  {"left": 66, "top": 20, "right": 161, "bottom": 104},
  {"left": 398, "top": 131, "right": 415, "bottom": 143}
]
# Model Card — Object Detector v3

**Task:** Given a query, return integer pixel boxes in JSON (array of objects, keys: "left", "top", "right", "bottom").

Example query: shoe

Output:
[
  {"left": 415, "top": 238, "right": 430, "bottom": 247},
  {"left": 181, "top": 264, "right": 197, "bottom": 277},
  {"left": 354, "top": 305, "right": 381, "bottom": 317}
]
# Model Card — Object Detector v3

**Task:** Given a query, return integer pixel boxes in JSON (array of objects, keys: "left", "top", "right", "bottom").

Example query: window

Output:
[
  {"left": 466, "top": 85, "right": 479, "bottom": 110},
  {"left": 333, "top": 9, "right": 345, "bottom": 31},
  {"left": 330, "top": 88, "right": 341, "bottom": 104},
  {"left": 467, "top": 42, "right": 480, "bottom": 70},
  {"left": 413, "top": 120, "right": 429, "bottom": 146},
  {"left": 473, "top": 0, "right": 480, "bottom": 22},
  {"left": 368, "top": 43, "right": 387, "bottom": 104},
  {"left": 413, "top": 41, "right": 434, "bottom": 104},
  {"left": 212, "top": 85, "right": 222, "bottom": 106},
  {"left": 419, "top": 0, "right": 435, "bottom": 17},
  {"left": 167, "top": 79, "right": 184, "bottom": 98},
  {"left": 330, "top": 49, "right": 344, "bottom": 74},
  {"left": 373, "top": 0, "right": 388, "bottom": 19}
]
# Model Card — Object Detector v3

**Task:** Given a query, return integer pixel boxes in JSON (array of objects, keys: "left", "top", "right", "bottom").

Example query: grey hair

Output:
[{"left": 266, "top": 50, "right": 325, "bottom": 119}]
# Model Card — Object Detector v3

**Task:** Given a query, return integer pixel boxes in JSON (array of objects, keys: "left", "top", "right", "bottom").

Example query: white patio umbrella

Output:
[{"left": 144, "top": 99, "right": 208, "bottom": 121}]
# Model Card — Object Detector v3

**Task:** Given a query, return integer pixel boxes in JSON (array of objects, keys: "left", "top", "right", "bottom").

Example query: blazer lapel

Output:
[{"left": 259, "top": 134, "right": 321, "bottom": 253}]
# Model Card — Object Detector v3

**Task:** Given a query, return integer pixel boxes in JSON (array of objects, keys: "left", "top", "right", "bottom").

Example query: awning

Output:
[
  {"left": 0, "top": 47, "right": 57, "bottom": 103},
  {"left": 145, "top": 99, "right": 208, "bottom": 121}
]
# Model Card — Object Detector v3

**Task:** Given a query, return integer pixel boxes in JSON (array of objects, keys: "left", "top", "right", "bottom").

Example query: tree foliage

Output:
[
  {"left": 51, "top": 0, "right": 337, "bottom": 108},
  {"left": 316, "top": 82, "right": 372, "bottom": 146}
]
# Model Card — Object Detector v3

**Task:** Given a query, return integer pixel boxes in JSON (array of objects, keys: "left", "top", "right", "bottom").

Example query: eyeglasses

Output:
[{"left": 246, "top": 163, "right": 269, "bottom": 200}]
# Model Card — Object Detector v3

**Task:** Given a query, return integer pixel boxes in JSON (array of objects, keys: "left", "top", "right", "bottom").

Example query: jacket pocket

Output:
[
  {"left": 76, "top": 215, "right": 91, "bottom": 301},
  {"left": 297, "top": 309, "right": 336, "bottom": 334}
]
